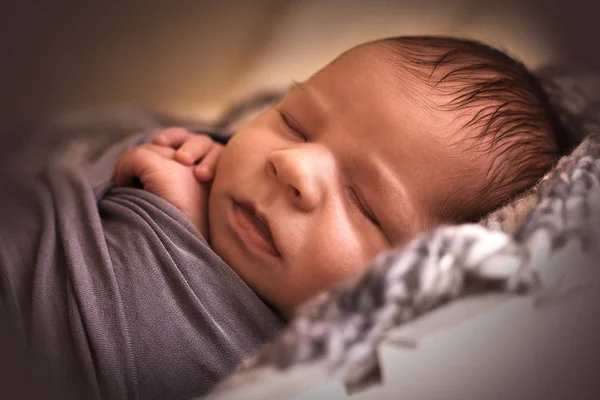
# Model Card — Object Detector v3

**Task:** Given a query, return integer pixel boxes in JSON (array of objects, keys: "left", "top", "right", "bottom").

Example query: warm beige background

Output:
[{"left": 2, "top": 0, "right": 597, "bottom": 131}]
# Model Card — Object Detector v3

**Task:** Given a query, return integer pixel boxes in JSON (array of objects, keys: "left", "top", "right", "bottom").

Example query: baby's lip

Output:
[{"left": 237, "top": 200, "right": 281, "bottom": 258}]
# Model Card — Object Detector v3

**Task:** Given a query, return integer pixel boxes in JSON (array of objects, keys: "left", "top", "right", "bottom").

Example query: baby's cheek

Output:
[{"left": 309, "top": 227, "right": 372, "bottom": 285}]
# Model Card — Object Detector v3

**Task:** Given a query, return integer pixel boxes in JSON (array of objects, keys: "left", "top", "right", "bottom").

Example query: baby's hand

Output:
[
  {"left": 113, "top": 142, "right": 210, "bottom": 237},
  {"left": 151, "top": 127, "right": 224, "bottom": 183}
]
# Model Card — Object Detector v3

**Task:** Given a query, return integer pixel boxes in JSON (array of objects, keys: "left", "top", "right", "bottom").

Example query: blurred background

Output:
[{"left": 1, "top": 0, "right": 599, "bottom": 136}]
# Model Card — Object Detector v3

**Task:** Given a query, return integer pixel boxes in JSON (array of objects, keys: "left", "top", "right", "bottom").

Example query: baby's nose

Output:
[{"left": 266, "top": 148, "right": 331, "bottom": 211}]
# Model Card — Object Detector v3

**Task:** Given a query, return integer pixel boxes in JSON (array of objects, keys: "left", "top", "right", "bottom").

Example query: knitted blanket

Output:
[{"left": 201, "top": 69, "right": 600, "bottom": 398}]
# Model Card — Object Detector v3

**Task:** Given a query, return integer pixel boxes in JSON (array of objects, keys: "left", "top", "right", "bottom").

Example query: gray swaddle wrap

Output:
[{"left": 0, "top": 134, "right": 284, "bottom": 399}]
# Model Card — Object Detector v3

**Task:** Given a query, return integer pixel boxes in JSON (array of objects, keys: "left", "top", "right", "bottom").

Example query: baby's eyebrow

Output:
[
  {"left": 367, "top": 159, "right": 421, "bottom": 241},
  {"left": 285, "top": 81, "right": 327, "bottom": 126},
  {"left": 290, "top": 81, "right": 321, "bottom": 105},
  {"left": 290, "top": 80, "right": 308, "bottom": 93}
]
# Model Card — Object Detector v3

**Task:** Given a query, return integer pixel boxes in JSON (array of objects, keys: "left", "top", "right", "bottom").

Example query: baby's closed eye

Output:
[
  {"left": 278, "top": 110, "right": 308, "bottom": 142},
  {"left": 347, "top": 186, "right": 381, "bottom": 228}
]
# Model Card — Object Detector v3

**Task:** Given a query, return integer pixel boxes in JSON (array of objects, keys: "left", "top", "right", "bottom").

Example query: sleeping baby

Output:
[
  {"left": 114, "top": 36, "right": 567, "bottom": 318},
  {"left": 0, "top": 36, "right": 567, "bottom": 400}
]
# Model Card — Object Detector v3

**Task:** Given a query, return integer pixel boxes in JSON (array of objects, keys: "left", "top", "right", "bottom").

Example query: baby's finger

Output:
[
  {"left": 152, "top": 127, "right": 192, "bottom": 148},
  {"left": 175, "top": 135, "right": 216, "bottom": 165},
  {"left": 113, "top": 148, "right": 153, "bottom": 187},
  {"left": 144, "top": 143, "right": 177, "bottom": 159},
  {"left": 194, "top": 145, "right": 223, "bottom": 181},
  {"left": 113, "top": 145, "right": 175, "bottom": 186}
]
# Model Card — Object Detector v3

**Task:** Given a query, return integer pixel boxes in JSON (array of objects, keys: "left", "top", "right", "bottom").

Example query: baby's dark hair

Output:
[{"left": 376, "top": 36, "right": 569, "bottom": 223}]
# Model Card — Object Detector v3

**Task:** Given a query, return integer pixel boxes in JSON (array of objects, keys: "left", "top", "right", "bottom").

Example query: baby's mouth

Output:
[{"left": 233, "top": 201, "right": 281, "bottom": 258}]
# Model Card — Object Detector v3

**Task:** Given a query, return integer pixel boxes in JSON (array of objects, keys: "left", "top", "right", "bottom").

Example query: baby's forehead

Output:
[
  {"left": 302, "top": 44, "right": 467, "bottom": 149},
  {"left": 311, "top": 38, "right": 556, "bottom": 225},
  {"left": 335, "top": 43, "right": 517, "bottom": 139}
]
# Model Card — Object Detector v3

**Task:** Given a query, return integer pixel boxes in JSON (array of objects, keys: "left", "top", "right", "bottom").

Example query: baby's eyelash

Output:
[
  {"left": 348, "top": 187, "right": 381, "bottom": 228},
  {"left": 278, "top": 110, "right": 307, "bottom": 141}
]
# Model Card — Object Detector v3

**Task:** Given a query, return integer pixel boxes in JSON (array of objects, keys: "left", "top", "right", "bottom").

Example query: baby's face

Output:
[{"left": 208, "top": 44, "right": 472, "bottom": 317}]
